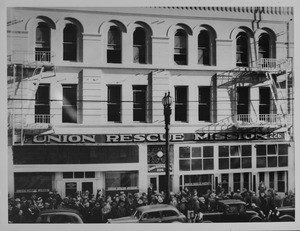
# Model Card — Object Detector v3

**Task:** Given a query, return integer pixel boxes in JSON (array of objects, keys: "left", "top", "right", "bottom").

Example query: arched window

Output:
[
  {"left": 107, "top": 26, "right": 121, "bottom": 63},
  {"left": 133, "top": 28, "right": 146, "bottom": 64},
  {"left": 174, "top": 29, "right": 187, "bottom": 65},
  {"left": 63, "top": 24, "right": 77, "bottom": 61},
  {"left": 35, "top": 22, "right": 50, "bottom": 61},
  {"left": 198, "top": 30, "right": 210, "bottom": 65},
  {"left": 236, "top": 33, "right": 248, "bottom": 67},
  {"left": 258, "top": 33, "right": 270, "bottom": 59}
]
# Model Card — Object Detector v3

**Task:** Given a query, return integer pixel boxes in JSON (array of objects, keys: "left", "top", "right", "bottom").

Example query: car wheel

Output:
[
  {"left": 249, "top": 216, "right": 263, "bottom": 222},
  {"left": 279, "top": 215, "right": 294, "bottom": 222}
]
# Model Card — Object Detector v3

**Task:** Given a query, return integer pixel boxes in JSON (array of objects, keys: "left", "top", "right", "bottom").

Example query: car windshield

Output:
[{"left": 133, "top": 210, "right": 142, "bottom": 219}]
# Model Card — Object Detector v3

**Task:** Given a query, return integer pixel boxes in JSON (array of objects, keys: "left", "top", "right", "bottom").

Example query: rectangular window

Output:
[
  {"left": 179, "top": 146, "right": 213, "bottom": 171},
  {"left": 256, "top": 144, "right": 288, "bottom": 168},
  {"left": 108, "top": 85, "right": 121, "bottom": 122},
  {"left": 237, "top": 87, "right": 249, "bottom": 115},
  {"left": 35, "top": 84, "right": 50, "bottom": 123},
  {"left": 105, "top": 171, "right": 138, "bottom": 190},
  {"left": 259, "top": 87, "right": 270, "bottom": 115},
  {"left": 175, "top": 86, "right": 188, "bottom": 122},
  {"left": 62, "top": 85, "right": 77, "bottom": 123},
  {"left": 133, "top": 85, "right": 147, "bottom": 122},
  {"left": 219, "top": 145, "right": 251, "bottom": 170},
  {"left": 198, "top": 87, "right": 211, "bottom": 122},
  {"left": 278, "top": 171, "right": 286, "bottom": 192}
]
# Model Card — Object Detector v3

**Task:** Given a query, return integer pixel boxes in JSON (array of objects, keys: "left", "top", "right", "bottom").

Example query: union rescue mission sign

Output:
[{"left": 25, "top": 132, "right": 286, "bottom": 144}]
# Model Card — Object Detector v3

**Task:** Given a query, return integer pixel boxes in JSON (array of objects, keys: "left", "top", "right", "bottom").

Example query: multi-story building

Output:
[{"left": 7, "top": 7, "right": 294, "bottom": 198}]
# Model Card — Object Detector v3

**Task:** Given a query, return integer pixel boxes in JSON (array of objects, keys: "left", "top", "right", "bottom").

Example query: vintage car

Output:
[
  {"left": 35, "top": 209, "right": 84, "bottom": 223},
  {"left": 202, "top": 199, "right": 263, "bottom": 222},
  {"left": 107, "top": 204, "right": 187, "bottom": 223}
]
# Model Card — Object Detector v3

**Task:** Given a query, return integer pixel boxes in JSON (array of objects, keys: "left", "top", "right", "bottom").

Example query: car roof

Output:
[
  {"left": 39, "top": 208, "right": 82, "bottom": 215},
  {"left": 137, "top": 204, "right": 178, "bottom": 213},
  {"left": 218, "top": 199, "right": 246, "bottom": 205}
]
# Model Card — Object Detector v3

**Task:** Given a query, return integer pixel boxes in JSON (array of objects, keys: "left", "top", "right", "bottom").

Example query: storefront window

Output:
[
  {"left": 256, "top": 144, "right": 289, "bottom": 168},
  {"left": 13, "top": 145, "right": 139, "bottom": 164},
  {"left": 219, "top": 145, "right": 251, "bottom": 170},
  {"left": 179, "top": 146, "right": 214, "bottom": 171},
  {"left": 105, "top": 171, "right": 138, "bottom": 192},
  {"left": 180, "top": 174, "right": 213, "bottom": 194}
]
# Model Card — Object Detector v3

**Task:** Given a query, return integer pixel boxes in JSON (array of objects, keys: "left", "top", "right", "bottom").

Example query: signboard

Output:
[{"left": 24, "top": 132, "right": 286, "bottom": 145}]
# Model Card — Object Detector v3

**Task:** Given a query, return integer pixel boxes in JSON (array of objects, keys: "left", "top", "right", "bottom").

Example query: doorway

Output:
[{"left": 82, "top": 182, "right": 93, "bottom": 195}]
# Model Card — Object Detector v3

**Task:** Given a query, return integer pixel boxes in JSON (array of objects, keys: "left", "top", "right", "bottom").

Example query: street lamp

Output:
[{"left": 162, "top": 91, "right": 173, "bottom": 203}]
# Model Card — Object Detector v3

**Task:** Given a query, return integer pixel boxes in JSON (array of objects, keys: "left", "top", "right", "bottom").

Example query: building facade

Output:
[{"left": 7, "top": 7, "right": 294, "bottom": 198}]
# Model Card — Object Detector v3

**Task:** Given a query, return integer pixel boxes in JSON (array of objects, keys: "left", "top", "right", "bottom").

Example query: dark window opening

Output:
[
  {"left": 175, "top": 86, "right": 188, "bottom": 122},
  {"left": 108, "top": 85, "right": 121, "bottom": 122},
  {"left": 35, "top": 22, "right": 51, "bottom": 62},
  {"left": 174, "top": 29, "right": 187, "bottom": 65},
  {"left": 237, "top": 87, "right": 249, "bottom": 115},
  {"left": 133, "top": 85, "right": 147, "bottom": 122},
  {"left": 258, "top": 34, "right": 270, "bottom": 59},
  {"left": 198, "top": 30, "right": 210, "bottom": 65},
  {"left": 62, "top": 85, "right": 77, "bottom": 123},
  {"left": 35, "top": 84, "right": 50, "bottom": 123},
  {"left": 259, "top": 87, "right": 270, "bottom": 115},
  {"left": 63, "top": 24, "right": 77, "bottom": 61},
  {"left": 133, "top": 28, "right": 146, "bottom": 64},
  {"left": 236, "top": 33, "right": 248, "bottom": 67},
  {"left": 107, "top": 26, "right": 121, "bottom": 63},
  {"left": 198, "top": 87, "right": 211, "bottom": 121}
]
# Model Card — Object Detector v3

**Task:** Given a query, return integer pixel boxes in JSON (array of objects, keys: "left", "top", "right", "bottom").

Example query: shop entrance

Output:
[
  {"left": 149, "top": 175, "right": 173, "bottom": 194},
  {"left": 82, "top": 182, "right": 93, "bottom": 195}
]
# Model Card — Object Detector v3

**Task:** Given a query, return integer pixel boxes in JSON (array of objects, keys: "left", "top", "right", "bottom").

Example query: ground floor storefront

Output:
[{"left": 9, "top": 131, "right": 295, "bottom": 198}]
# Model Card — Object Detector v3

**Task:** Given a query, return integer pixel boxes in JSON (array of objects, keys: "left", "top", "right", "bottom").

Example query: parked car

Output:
[
  {"left": 107, "top": 204, "right": 187, "bottom": 223},
  {"left": 251, "top": 204, "right": 295, "bottom": 222},
  {"left": 202, "top": 199, "right": 263, "bottom": 222},
  {"left": 35, "top": 209, "right": 84, "bottom": 223}
]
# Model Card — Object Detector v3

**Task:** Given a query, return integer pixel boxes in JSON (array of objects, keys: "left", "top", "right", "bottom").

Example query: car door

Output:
[
  {"left": 161, "top": 210, "right": 181, "bottom": 223},
  {"left": 139, "top": 211, "right": 161, "bottom": 223}
]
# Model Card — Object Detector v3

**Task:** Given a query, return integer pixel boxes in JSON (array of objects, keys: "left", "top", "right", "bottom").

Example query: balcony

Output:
[
  {"left": 10, "top": 114, "right": 53, "bottom": 133},
  {"left": 235, "top": 114, "right": 291, "bottom": 128},
  {"left": 8, "top": 50, "right": 55, "bottom": 65},
  {"left": 256, "top": 58, "right": 292, "bottom": 73}
]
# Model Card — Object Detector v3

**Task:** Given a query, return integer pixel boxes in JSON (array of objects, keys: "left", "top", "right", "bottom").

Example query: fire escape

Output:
[
  {"left": 7, "top": 50, "right": 56, "bottom": 145},
  {"left": 197, "top": 57, "right": 293, "bottom": 136}
]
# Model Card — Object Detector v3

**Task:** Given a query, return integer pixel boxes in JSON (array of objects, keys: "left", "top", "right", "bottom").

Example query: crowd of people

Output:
[{"left": 8, "top": 181, "right": 295, "bottom": 223}]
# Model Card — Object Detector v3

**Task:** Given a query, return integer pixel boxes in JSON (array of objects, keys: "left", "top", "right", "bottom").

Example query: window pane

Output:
[
  {"left": 106, "top": 171, "right": 138, "bottom": 188},
  {"left": 267, "top": 156, "right": 277, "bottom": 167},
  {"left": 230, "top": 158, "right": 240, "bottom": 169},
  {"left": 219, "top": 146, "right": 229, "bottom": 157},
  {"left": 241, "top": 145, "right": 251, "bottom": 156},
  {"left": 85, "top": 172, "right": 95, "bottom": 178},
  {"left": 257, "top": 157, "right": 267, "bottom": 168},
  {"left": 242, "top": 158, "right": 251, "bottom": 168},
  {"left": 192, "top": 147, "right": 201, "bottom": 157},
  {"left": 203, "top": 159, "right": 214, "bottom": 170},
  {"left": 203, "top": 146, "right": 214, "bottom": 157},
  {"left": 198, "top": 87, "right": 211, "bottom": 121},
  {"left": 179, "top": 147, "right": 190, "bottom": 158},
  {"left": 278, "top": 144, "right": 288, "bottom": 155},
  {"left": 278, "top": 156, "right": 288, "bottom": 167},
  {"left": 191, "top": 159, "right": 202, "bottom": 170},
  {"left": 74, "top": 172, "right": 84, "bottom": 178},
  {"left": 230, "top": 146, "right": 239, "bottom": 156},
  {"left": 63, "top": 172, "right": 73, "bottom": 178},
  {"left": 256, "top": 145, "right": 266, "bottom": 156},
  {"left": 179, "top": 160, "right": 190, "bottom": 171},
  {"left": 267, "top": 145, "right": 277, "bottom": 155},
  {"left": 175, "top": 87, "right": 187, "bottom": 121},
  {"left": 219, "top": 158, "right": 229, "bottom": 169}
]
